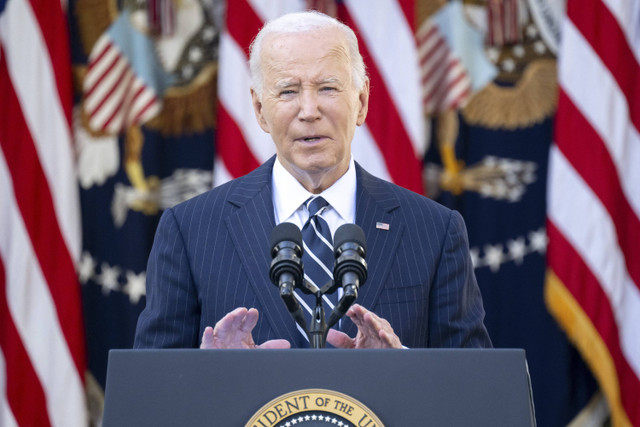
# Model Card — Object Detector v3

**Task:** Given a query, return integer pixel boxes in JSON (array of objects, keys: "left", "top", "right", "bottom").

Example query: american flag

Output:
[
  {"left": 416, "top": 1, "right": 496, "bottom": 116},
  {"left": 215, "top": 0, "right": 426, "bottom": 194},
  {"left": 0, "top": 0, "right": 87, "bottom": 425},
  {"left": 83, "top": 10, "right": 173, "bottom": 134},
  {"left": 546, "top": 0, "right": 640, "bottom": 424},
  {"left": 417, "top": 12, "right": 471, "bottom": 114},
  {"left": 486, "top": 0, "right": 520, "bottom": 47}
]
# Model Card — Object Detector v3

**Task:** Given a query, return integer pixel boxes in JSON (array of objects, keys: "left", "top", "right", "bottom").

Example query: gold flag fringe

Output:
[
  {"left": 435, "top": 110, "right": 467, "bottom": 195},
  {"left": 416, "top": 0, "right": 447, "bottom": 28},
  {"left": 146, "top": 63, "right": 218, "bottom": 136},
  {"left": 74, "top": 0, "right": 118, "bottom": 54},
  {"left": 545, "top": 270, "right": 632, "bottom": 427},
  {"left": 124, "top": 125, "right": 148, "bottom": 191},
  {"left": 85, "top": 371, "right": 104, "bottom": 427},
  {"left": 462, "top": 59, "right": 557, "bottom": 130}
]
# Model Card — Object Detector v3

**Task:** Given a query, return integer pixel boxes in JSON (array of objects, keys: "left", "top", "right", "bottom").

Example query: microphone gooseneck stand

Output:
[{"left": 270, "top": 223, "right": 368, "bottom": 348}]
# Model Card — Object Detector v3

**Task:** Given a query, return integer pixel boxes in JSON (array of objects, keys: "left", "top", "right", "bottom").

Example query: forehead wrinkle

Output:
[
  {"left": 326, "top": 43, "right": 351, "bottom": 64},
  {"left": 261, "top": 30, "right": 354, "bottom": 89}
]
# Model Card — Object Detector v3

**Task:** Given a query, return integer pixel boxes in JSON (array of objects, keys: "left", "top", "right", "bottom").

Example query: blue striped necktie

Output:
[{"left": 297, "top": 196, "right": 335, "bottom": 344}]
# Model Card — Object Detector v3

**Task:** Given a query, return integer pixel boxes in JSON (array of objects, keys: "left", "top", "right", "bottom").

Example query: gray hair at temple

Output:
[{"left": 248, "top": 10, "right": 367, "bottom": 99}]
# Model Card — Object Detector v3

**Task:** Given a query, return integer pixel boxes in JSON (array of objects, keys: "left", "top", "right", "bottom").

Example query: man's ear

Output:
[
  {"left": 356, "top": 79, "right": 370, "bottom": 126},
  {"left": 251, "top": 88, "right": 270, "bottom": 133}
]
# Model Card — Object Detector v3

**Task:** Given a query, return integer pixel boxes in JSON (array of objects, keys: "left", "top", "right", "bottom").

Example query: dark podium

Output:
[{"left": 103, "top": 348, "right": 535, "bottom": 426}]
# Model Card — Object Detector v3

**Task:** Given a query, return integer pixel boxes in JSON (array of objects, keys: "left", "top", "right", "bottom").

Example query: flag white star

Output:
[
  {"left": 78, "top": 251, "right": 96, "bottom": 284},
  {"left": 97, "top": 263, "right": 121, "bottom": 294},
  {"left": 484, "top": 244, "right": 504, "bottom": 273},
  {"left": 529, "top": 228, "right": 548, "bottom": 254},
  {"left": 123, "top": 271, "right": 146, "bottom": 304},
  {"left": 507, "top": 237, "right": 527, "bottom": 265}
]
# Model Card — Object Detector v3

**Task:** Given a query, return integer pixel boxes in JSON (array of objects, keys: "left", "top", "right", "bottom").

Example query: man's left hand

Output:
[{"left": 326, "top": 304, "right": 402, "bottom": 349}]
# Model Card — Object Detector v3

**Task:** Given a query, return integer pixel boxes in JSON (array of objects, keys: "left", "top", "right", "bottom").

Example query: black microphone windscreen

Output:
[
  {"left": 270, "top": 222, "right": 303, "bottom": 249},
  {"left": 334, "top": 223, "right": 367, "bottom": 254}
]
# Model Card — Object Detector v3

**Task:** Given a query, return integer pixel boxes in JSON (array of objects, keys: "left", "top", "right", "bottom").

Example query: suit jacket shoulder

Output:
[{"left": 353, "top": 162, "right": 491, "bottom": 348}]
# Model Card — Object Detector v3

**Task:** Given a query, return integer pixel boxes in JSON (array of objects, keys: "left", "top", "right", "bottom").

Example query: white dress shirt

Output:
[
  {"left": 272, "top": 156, "right": 357, "bottom": 234},
  {"left": 271, "top": 156, "right": 357, "bottom": 329}
]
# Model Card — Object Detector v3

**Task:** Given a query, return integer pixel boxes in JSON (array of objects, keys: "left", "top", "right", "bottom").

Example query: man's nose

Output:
[{"left": 297, "top": 90, "right": 321, "bottom": 121}]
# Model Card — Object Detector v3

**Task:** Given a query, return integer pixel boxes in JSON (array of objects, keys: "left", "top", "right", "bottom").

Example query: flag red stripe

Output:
[
  {"left": 101, "top": 70, "right": 136, "bottom": 130},
  {"left": 431, "top": 68, "right": 468, "bottom": 111},
  {"left": 124, "top": 85, "right": 148, "bottom": 127},
  {"left": 556, "top": 89, "right": 640, "bottom": 290},
  {"left": 87, "top": 40, "right": 112, "bottom": 72},
  {"left": 0, "top": 259, "right": 52, "bottom": 427},
  {"left": 449, "top": 84, "right": 472, "bottom": 110},
  {"left": 420, "top": 37, "right": 447, "bottom": 72},
  {"left": 424, "top": 60, "right": 463, "bottom": 107},
  {"left": 217, "top": 104, "right": 261, "bottom": 176},
  {"left": 547, "top": 221, "right": 640, "bottom": 423},
  {"left": 396, "top": 0, "right": 415, "bottom": 32},
  {"left": 88, "top": 59, "right": 130, "bottom": 118},
  {"left": 85, "top": 50, "right": 121, "bottom": 101},
  {"left": 217, "top": 0, "right": 264, "bottom": 180},
  {"left": 26, "top": 0, "right": 73, "bottom": 128},
  {"left": 131, "top": 94, "right": 159, "bottom": 125},
  {"left": 0, "top": 56, "right": 85, "bottom": 376},
  {"left": 226, "top": 0, "right": 263, "bottom": 59},
  {"left": 568, "top": 0, "right": 640, "bottom": 132},
  {"left": 338, "top": 5, "right": 423, "bottom": 193},
  {"left": 416, "top": 24, "right": 437, "bottom": 46},
  {"left": 422, "top": 50, "right": 452, "bottom": 95}
]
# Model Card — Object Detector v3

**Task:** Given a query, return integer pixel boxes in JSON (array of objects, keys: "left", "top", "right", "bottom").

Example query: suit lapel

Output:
[
  {"left": 344, "top": 163, "right": 405, "bottom": 337},
  {"left": 222, "top": 160, "right": 405, "bottom": 342},
  {"left": 223, "top": 157, "right": 301, "bottom": 344}
]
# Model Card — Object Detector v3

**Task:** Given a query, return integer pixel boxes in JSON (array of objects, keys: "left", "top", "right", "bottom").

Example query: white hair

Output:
[{"left": 249, "top": 10, "right": 367, "bottom": 99}]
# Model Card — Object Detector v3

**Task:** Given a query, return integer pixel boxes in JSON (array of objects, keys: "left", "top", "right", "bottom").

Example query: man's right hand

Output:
[{"left": 200, "top": 307, "right": 291, "bottom": 349}]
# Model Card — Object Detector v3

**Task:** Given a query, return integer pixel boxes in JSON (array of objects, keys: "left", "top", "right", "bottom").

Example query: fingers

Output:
[
  {"left": 200, "top": 326, "right": 215, "bottom": 349},
  {"left": 232, "top": 307, "right": 259, "bottom": 334},
  {"left": 214, "top": 307, "right": 257, "bottom": 337},
  {"left": 202, "top": 305, "right": 401, "bottom": 350},
  {"left": 209, "top": 307, "right": 259, "bottom": 349},
  {"left": 347, "top": 304, "right": 402, "bottom": 349},
  {"left": 214, "top": 307, "right": 248, "bottom": 339},
  {"left": 348, "top": 304, "right": 384, "bottom": 336},
  {"left": 257, "top": 339, "right": 292, "bottom": 349},
  {"left": 326, "top": 328, "right": 354, "bottom": 349}
]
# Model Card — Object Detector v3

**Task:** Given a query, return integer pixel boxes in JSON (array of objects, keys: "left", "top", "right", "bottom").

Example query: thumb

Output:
[
  {"left": 200, "top": 326, "right": 215, "bottom": 349},
  {"left": 326, "top": 328, "right": 354, "bottom": 349},
  {"left": 258, "top": 339, "right": 292, "bottom": 349}
]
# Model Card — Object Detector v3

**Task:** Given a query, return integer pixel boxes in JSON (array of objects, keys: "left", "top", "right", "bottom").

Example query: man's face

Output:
[{"left": 251, "top": 28, "right": 369, "bottom": 192}]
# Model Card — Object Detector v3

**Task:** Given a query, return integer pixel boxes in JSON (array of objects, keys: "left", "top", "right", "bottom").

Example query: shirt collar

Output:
[{"left": 272, "top": 156, "right": 356, "bottom": 224}]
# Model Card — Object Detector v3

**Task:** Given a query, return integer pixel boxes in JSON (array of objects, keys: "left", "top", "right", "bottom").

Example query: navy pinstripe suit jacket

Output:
[{"left": 134, "top": 157, "right": 491, "bottom": 349}]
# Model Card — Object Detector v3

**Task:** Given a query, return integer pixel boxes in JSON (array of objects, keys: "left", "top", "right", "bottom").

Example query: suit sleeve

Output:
[
  {"left": 428, "top": 210, "right": 492, "bottom": 348},
  {"left": 133, "top": 208, "right": 200, "bottom": 348}
]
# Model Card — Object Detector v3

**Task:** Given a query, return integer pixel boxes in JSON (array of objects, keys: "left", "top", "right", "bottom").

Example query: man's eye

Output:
[
  {"left": 321, "top": 87, "right": 336, "bottom": 92},
  {"left": 280, "top": 90, "right": 296, "bottom": 96}
]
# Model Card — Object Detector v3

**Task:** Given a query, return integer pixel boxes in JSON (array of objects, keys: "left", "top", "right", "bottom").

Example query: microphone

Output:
[
  {"left": 269, "top": 223, "right": 307, "bottom": 329},
  {"left": 327, "top": 223, "right": 368, "bottom": 328}
]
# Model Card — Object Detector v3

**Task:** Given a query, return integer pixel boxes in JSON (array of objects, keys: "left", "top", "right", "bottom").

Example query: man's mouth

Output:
[{"left": 299, "top": 135, "right": 324, "bottom": 142}]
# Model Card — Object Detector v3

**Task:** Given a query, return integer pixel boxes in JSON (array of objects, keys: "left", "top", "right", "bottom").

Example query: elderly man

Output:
[{"left": 134, "top": 11, "right": 491, "bottom": 350}]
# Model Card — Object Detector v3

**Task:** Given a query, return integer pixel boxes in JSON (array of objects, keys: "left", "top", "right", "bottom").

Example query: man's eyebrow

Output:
[
  {"left": 317, "top": 77, "right": 341, "bottom": 85},
  {"left": 274, "top": 80, "right": 299, "bottom": 89}
]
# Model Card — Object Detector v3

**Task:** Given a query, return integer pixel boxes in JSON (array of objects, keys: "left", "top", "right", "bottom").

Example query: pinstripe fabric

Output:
[{"left": 134, "top": 156, "right": 491, "bottom": 349}]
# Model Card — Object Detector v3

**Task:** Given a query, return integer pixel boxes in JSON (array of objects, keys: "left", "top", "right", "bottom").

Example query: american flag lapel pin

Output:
[{"left": 376, "top": 222, "right": 390, "bottom": 231}]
